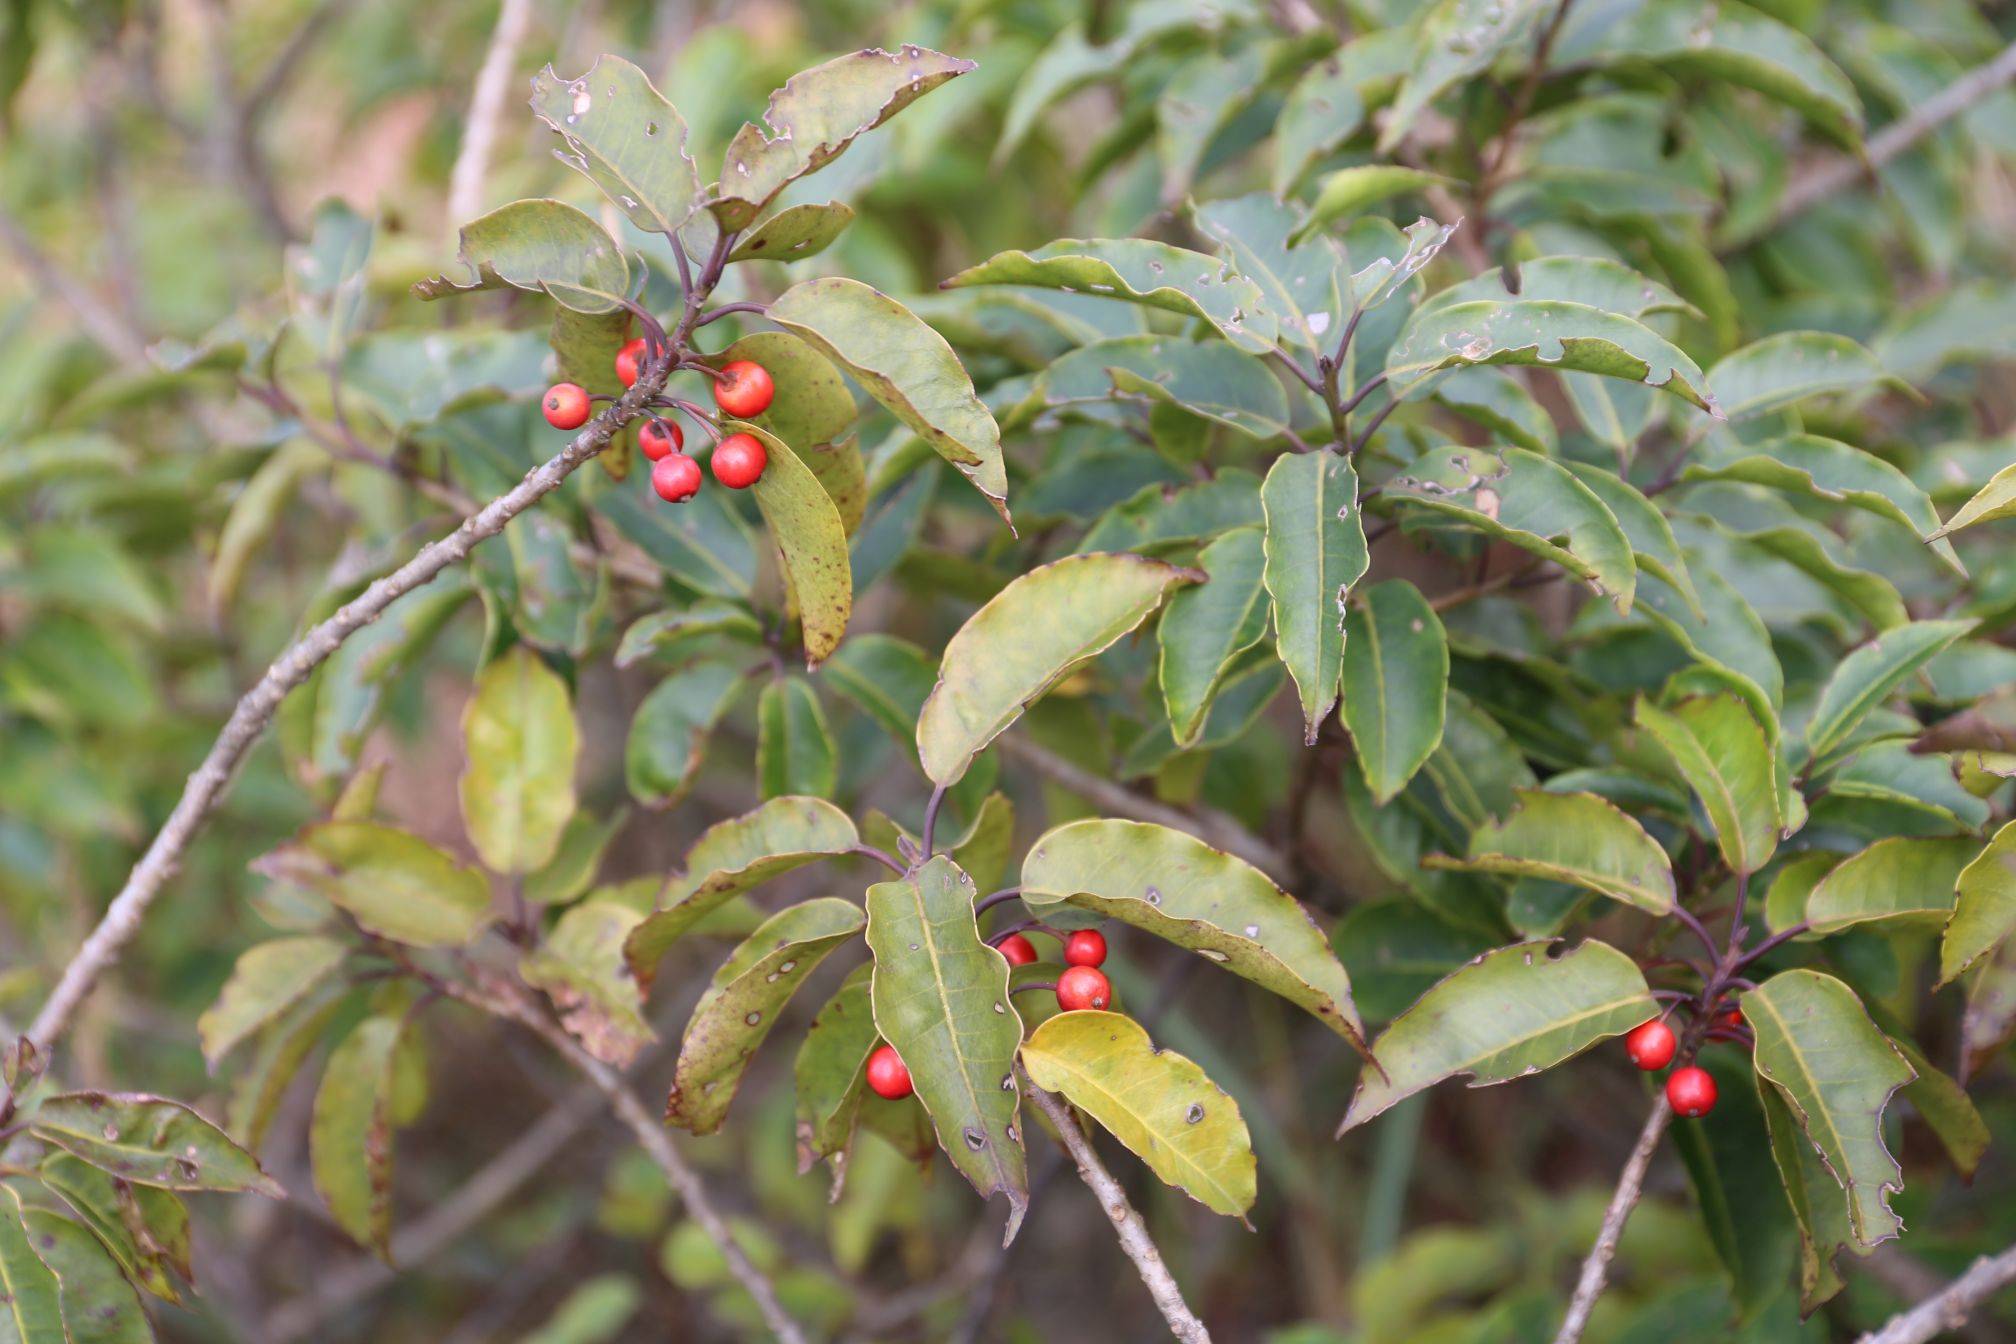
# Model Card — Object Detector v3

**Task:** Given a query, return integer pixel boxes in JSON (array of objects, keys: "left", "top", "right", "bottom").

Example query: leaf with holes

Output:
[
  {"left": 1192, "top": 194, "right": 1350, "bottom": 353},
  {"left": 1342, "top": 579, "right": 1448, "bottom": 804},
  {"left": 413, "top": 199, "right": 630, "bottom": 314},
  {"left": 1262, "top": 451, "right": 1368, "bottom": 743},
  {"left": 32, "top": 1092, "right": 280, "bottom": 1196},
  {"left": 461, "top": 646, "right": 579, "bottom": 875},
  {"left": 1425, "top": 790, "right": 1675, "bottom": 914},
  {"left": 729, "top": 201, "right": 855, "bottom": 263},
  {"left": 1387, "top": 300, "right": 1717, "bottom": 412},
  {"left": 531, "top": 55, "right": 703, "bottom": 239}
]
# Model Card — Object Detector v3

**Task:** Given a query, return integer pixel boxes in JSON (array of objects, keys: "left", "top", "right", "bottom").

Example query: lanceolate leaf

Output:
[
  {"left": 1683, "top": 434, "right": 1958, "bottom": 569},
  {"left": 708, "top": 46, "right": 976, "bottom": 230},
  {"left": 1636, "top": 692, "right": 1782, "bottom": 874},
  {"left": 1041, "top": 337, "right": 1289, "bottom": 438},
  {"left": 1385, "top": 300, "right": 1719, "bottom": 413},
  {"left": 1341, "top": 579, "right": 1448, "bottom": 804},
  {"left": 1941, "top": 820, "right": 2016, "bottom": 985},
  {"left": 794, "top": 965, "right": 878, "bottom": 1188},
  {"left": 1804, "top": 837, "right": 1975, "bottom": 934},
  {"left": 623, "top": 796, "right": 859, "bottom": 987},
  {"left": 1262, "top": 451, "right": 1368, "bottom": 742},
  {"left": 531, "top": 56, "right": 703, "bottom": 239},
  {"left": 666, "top": 898, "right": 865, "bottom": 1135},
  {"left": 865, "top": 857, "right": 1028, "bottom": 1239},
  {"left": 768, "top": 278, "right": 1008, "bottom": 521},
  {"left": 916, "top": 552, "right": 1198, "bottom": 786},
  {"left": 1805, "top": 620, "right": 1970, "bottom": 763},
  {"left": 732, "top": 422, "right": 853, "bottom": 666},
  {"left": 1022, "top": 820, "right": 1368, "bottom": 1055},
  {"left": 25, "top": 1207, "right": 151, "bottom": 1344},
  {"left": 32, "top": 1093, "right": 280, "bottom": 1196},
  {"left": 521, "top": 899, "right": 653, "bottom": 1068},
  {"left": 1159, "top": 528, "right": 1269, "bottom": 747},
  {"left": 1425, "top": 790, "right": 1675, "bottom": 914},
  {"left": 257, "top": 822, "right": 491, "bottom": 948},
  {"left": 311, "top": 1016, "right": 405, "bottom": 1256},
  {"left": 820, "top": 634, "right": 935, "bottom": 740},
  {"left": 461, "top": 646, "right": 579, "bottom": 875},
  {"left": 198, "top": 935, "right": 347, "bottom": 1067},
  {"left": 1337, "top": 940, "right": 1654, "bottom": 1133},
  {"left": 412, "top": 199, "right": 630, "bottom": 314},
  {"left": 1020, "top": 1012, "right": 1256, "bottom": 1218},
  {"left": 1744, "top": 970, "right": 1914, "bottom": 1249},
  {"left": 615, "top": 604, "right": 763, "bottom": 669}
]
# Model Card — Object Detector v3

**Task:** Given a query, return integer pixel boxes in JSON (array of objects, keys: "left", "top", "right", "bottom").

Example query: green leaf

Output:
[
  {"left": 1385, "top": 446, "right": 1637, "bottom": 612},
  {"left": 1158, "top": 528, "right": 1269, "bottom": 747},
  {"left": 1295, "top": 166, "right": 1451, "bottom": 242},
  {"left": 1705, "top": 518, "right": 1907, "bottom": 632},
  {"left": 1417, "top": 256, "right": 1699, "bottom": 322},
  {"left": 460, "top": 646, "right": 579, "bottom": 875},
  {"left": 1022, "top": 819, "right": 1368, "bottom": 1055},
  {"left": 717, "top": 331, "right": 855, "bottom": 451},
  {"left": 1156, "top": 44, "right": 1272, "bottom": 201},
  {"left": 916, "top": 552, "right": 1198, "bottom": 786},
  {"left": 941, "top": 238, "right": 1279, "bottom": 353},
  {"left": 1430, "top": 366, "right": 1558, "bottom": 455},
  {"left": 622, "top": 796, "right": 858, "bottom": 986},
  {"left": 1636, "top": 692, "right": 1782, "bottom": 874},
  {"left": 1078, "top": 472, "right": 1264, "bottom": 555},
  {"left": 311, "top": 1016, "right": 405, "bottom": 1256},
  {"left": 624, "top": 659, "right": 749, "bottom": 809},
  {"left": 1424, "top": 790, "right": 1675, "bottom": 914},
  {"left": 1020, "top": 1012, "right": 1255, "bottom": 1218},
  {"left": 1930, "top": 462, "right": 2016, "bottom": 540},
  {"left": 1262, "top": 452, "right": 1369, "bottom": 742},
  {"left": 1884, "top": 1028, "right": 1988, "bottom": 1180},
  {"left": 756, "top": 676, "right": 837, "bottom": 799},
  {"left": 731, "top": 422, "right": 853, "bottom": 667},
  {"left": 1706, "top": 331, "right": 1887, "bottom": 421},
  {"left": 1192, "top": 194, "right": 1349, "bottom": 354},
  {"left": 1804, "top": 837, "right": 1975, "bottom": 934},
  {"left": 22, "top": 1208, "right": 151, "bottom": 1344},
  {"left": 1273, "top": 30, "right": 1411, "bottom": 192},
  {"left": 1381, "top": 0, "right": 1550, "bottom": 151},
  {"left": 1040, "top": 337, "right": 1289, "bottom": 438},
  {"left": 1331, "top": 900, "right": 1495, "bottom": 1022},
  {"left": 819, "top": 634, "right": 934, "bottom": 740},
  {"left": 865, "top": 856, "right": 1027, "bottom": 1237},
  {"left": 1684, "top": 434, "right": 1957, "bottom": 569},
  {"left": 1940, "top": 820, "right": 2016, "bottom": 985},
  {"left": 1563, "top": 460, "right": 1699, "bottom": 609},
  {"left": 768, "top": 278, "right": 1007, "bottom": 521},
  {"left": 208, "top": 442, "right": 324, "bottom": 614},
  {"left": 39, "top": 1153, "right": 183, "bottom": 1304},
  {"left": 1758, "top": 1073, "right": 1854, "bottom": 1312},
  {"left": 227, "top": 985, "right": 348, "bottom": 1151},
  {"left": 197, "top": 935, "right": 347, "bottom": 1068},
  {"left": 531, "top": 55, "right": 703, "bottom": 240},
  {"left": 1804, "top": 620, "right": 1970, "bottom": 763},
  {"left": 666, "top": 898, "right": 864, "bottom": 1134},
  {"left": 707, "top": 46, "right": 976, "bottom": 230},
  {"left": 261, "top": 822, "right": 491, "bottom": 947},
  {"left": 793, "top": 965, "right": 878, "bottom": 1187},
  {"left": 31, "top": 1092, "right": 279, "bottom": 1196},
  {"left": 728, "top": 201, "right": 854, "bottom": 263},
  {"left": 522, "top": 899, "right": 654, "bottom": 1067},
  {"left": 0, "top": 1186, "right": 63, "bottom": 1344},
  {"left": 1342, "top": 579, "right": 1448, "bottom": 804},
  {"left": 1670, "top": 1056, "right": 1800, "bottom": 1321},
  {"left": 1337, "top": 940, "right": 1654, "bottom": 1133},
  {"left": 1386, "top": 300, "right": 1718, "bottom": 412},
  {"left": 1744, "top": 970, "right": 1913, "bottom": 1249},
  {"left": 525, "top": 807, "right": 629, "bottom": 906},
  {"left": 613, "top": 604, "right": 762, "bottom": 671},
  {"left": 413, "top": 199, "right": 630, "bottom": 314}
]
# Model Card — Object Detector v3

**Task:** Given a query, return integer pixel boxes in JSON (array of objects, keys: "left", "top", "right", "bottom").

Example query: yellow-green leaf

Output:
[
  {"left": 197, "top": 935, "right": 347, "bottom": 1068},
  {"left": 1941, "top": 820, "right": 2016, "bottom": 985},
  {"left": 1425, "top": 789, "right": 1675, "bottom": 914},
  {"left": 461, "top": 646, "right": 579, "bottom": 875},
  {"left": 310, "top": 1016, "right": 405, "bottom": 1256},
  {"left": 522, "top": 899, "right": 654, "bottom": 1068},
  {"left": 260, "top": 821, "right": 491, "bottom": 948},
  {"left": 30, "top": 1092, "right": 281, "bottom": 1196},
  {"left": 1805, "top": 836, "right": 1975, "bottom": 935}
]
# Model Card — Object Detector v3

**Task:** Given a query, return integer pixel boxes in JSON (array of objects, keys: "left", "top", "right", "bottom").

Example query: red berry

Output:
[
  {"left": 1055, "top": 966, "right": 1111, "bottom": 1012},
  {"left": 997, "top": 933, "right": 1038, "bottom": 967},
  {"left": 542, "top": 383, "right": 591, "bottom": 430},
  {"left": 1667, "top": 1065, "right": 1718, "bottom": 1118},
  {"left": 1624, "top": 1018, "right": 1677, "bottom": 1071},
  {"left": 712, "top": 360, "right": 775, "bottom": 418},
  {"left": 651, "top": 453, "right": 702, "bottom": 503},
  {"left": 1717, "top": 1005, "right": 1744, "bottom": 1029},
  {"left": 865, "top": 1044, "right": 912, "bottom": 1100},
  {"left": 615, "top": 337, "right": 648, "bottom": 388},
  {"left": 711, "top": 432, "right": 768, "bottom": 489},
  {"left": 1064, "top": 929, "right": 1107, "bottom": 968},
  {"left": 639, "top": 418, "right": 683, "bottom": 461}
]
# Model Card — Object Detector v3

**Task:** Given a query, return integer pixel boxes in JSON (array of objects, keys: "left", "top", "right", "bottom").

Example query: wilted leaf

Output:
[
  {"left": 523, "top": 900, "right": 654, "bottom": 1067},
  {"left": 461, "top": 646, "right": 579, "bottom": 875},
  {"left": 1342, "top": 579, "right": 1448, "bottom": 804},
  {"left": 1262, "top": 452, "right": 1368, "bottom": 742},
  {"left": 1426, "top": 789, "right": 1675, "bottom": 914}
]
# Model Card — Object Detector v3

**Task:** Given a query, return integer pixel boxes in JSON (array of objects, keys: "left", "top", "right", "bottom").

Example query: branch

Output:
[
  {"left": 446, "top": 0, "right": 536, "bottom": 227},
  {"left": 1022, "top": 1079, "right": 1213, "bottom": 1343},
  {"left": 1769, "top": 38, "right": 2016, "bottom": 232},
  {"left": 20, "top": 370, "right": 669, "bottom": 1061},
  {"left": 1856, "top": 1241, "right": 2016, "bottom": 1344},
  {"left": 1551, "top": 1094, "right": 1673, "bottom": 1344},
  {"left": 997, "top": 736, "right": 1288, "bottom": 873}
]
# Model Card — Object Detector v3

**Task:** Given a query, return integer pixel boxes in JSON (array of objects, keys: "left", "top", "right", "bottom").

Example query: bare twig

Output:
[
  {"left": 1769, "top": 39, "right": 2016, "bottom": 232},
  {"left": 446, "top": 0, "right": 535, "bottom": 227},
  {"left": 1856, "top": 1241, "right": 2016, "bottom": 1344},
  {"left": 1023, "top": 1080, "right": 1212, "bottom": 1342},
  {"left": 1551, "top": 1094, "right": 1673, "bottom": 1344}
]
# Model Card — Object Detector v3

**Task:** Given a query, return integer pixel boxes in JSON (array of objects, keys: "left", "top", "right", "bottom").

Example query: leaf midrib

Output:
[{"left": 1026, "top": 1045, "right": 1240, "bottom": 1209}]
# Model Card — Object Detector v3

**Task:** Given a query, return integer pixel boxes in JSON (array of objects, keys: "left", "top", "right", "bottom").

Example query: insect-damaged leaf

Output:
[
  {"left": 866, "top": 856, "right": 1028, "bottom": 1240},
  {"left": 729, "top": 422, "right": 852, "bottom": 667},
  {"left": 39, "top": 1152, "right": 188, "bottom": 1304},
  {"left": 768, "top": 278, "right": 1008, "bottom": 522},
  {"left": 623, "top": 796, "right": 859, "bottom": 988},
  {"left": 1022, "top": 819, "right": 1369, "bottom": 1057},
  {"left": 1745, "top": 970, "right": 1914, "bottom": 1251},
  {"left": 665, "top": 898, "right": 864, "bottom": 1135},
  {"left": 729, "top": 201, "right": 855, "bottom": 264},
  {"left": 1342, "top": 578, "right": 1448, "bottom": 804},
  {"left": 1337, "top": 940, "right": 1653, "bottom": 1133},
  {"left": 1262, "top": 451, "right": 1369, "bottom": 742},
  {"left": 310, "top": 1016, "right": 405, "bottom": 1256},
  {"left": 707, "top": 46, "right": 976, "bottom": 231},
  {"left": 522, "top": 899, "right": 654, "bottom": 1067},
  {"left": 1425, "top": 789, "right": 1676, "bottom": 914},
  {"left": 461, "top": 645, "right": 579, "bottom": 875},
  {"left": 916, "top": 552, "right": 1198, "bottom": 786},
  {"left": 794, "top": 965, "right": 878, "bottom": 1192},
  {"left": 1021, "top": 1012, "right": 1255, "bottom": 1218},
  {"left": 31, "top": 1093, "right": 281, "bottom": 1196},
  {"left": 413, "top": 199, "right": 631, "bottom": 314},
  {"left": 531, "top": 55, "right": 704, "bottom": 240}
]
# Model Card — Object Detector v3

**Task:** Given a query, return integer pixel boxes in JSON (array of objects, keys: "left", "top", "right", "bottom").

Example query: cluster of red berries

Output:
[
  {"left": 863, "top": 928, "right": 1115, "bottom": 1102},
  {"left": 540, "top": 342, "right": 778, "bottom": 504},
  {"left": 1623, "top": 1008, "right": 1741, "bottom": 1118}
]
